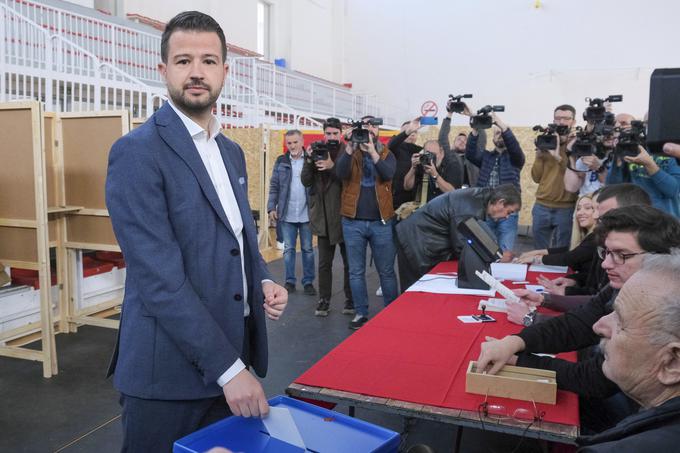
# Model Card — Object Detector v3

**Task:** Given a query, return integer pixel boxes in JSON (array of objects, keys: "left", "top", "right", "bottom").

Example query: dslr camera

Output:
[
  {"left": 348, "top": 118, "right": 383, "bottom": 145},
  {"left": 470, "top": 105, "right": 504, "bottom": 130},
  {"left": 447, "top": 94, "right": 472, "bottom": 113},
  {"left": 310, "top": 140, "right": 340, "bottom": 162},
  {"left": 418, "top": 150, "right": 436, "bottom": 167},
  {"left": 583, "top": 95, "right": 622, "bottom": 123},
  {"left": 615, "top": 120, "right": 647, "bottom": 158}
]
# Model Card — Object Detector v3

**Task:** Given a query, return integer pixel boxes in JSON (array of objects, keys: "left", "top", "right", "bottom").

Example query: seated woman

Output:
[{"left": 515, "top": 192, "right": 597, "bottom": 295}]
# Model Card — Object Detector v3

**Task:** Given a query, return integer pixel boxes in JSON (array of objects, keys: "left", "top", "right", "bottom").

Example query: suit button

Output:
[
  {"left": 231, "top": 248, "right": 240, "bottom": 256},
  {"left": 234, "top": 294, "right": 243, "bottom": 301}
]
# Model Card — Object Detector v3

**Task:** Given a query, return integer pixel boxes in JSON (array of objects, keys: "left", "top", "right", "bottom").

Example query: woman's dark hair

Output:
[
  {"left": 595, "top": 205, "right": 680, "bottom": 253},
  {"left": 161, "top": 11, "right": 227, "bottom": 63}
]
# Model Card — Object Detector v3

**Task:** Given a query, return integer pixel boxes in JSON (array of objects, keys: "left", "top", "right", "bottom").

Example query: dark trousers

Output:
[
  {"left": 396, "top": 239, "right": 423, "bottom": 294},
  {"left": 317, "top": 236, "right": 352, "bottom": 302},
  {"left": 120, "top": 393, "right": 231, "bottom": 453},
  {"left": 120, "top": 317, "right": 252, "bottom": 453}
]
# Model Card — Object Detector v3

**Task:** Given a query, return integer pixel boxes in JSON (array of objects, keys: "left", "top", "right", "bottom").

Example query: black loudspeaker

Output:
[{"left": 647, "top": 68, "right": 680, "bottom": 154}]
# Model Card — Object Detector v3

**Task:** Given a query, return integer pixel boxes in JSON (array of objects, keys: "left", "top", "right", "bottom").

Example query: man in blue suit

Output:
[{"left": 105, "top": 11, "right": 288, "bottom": 452}]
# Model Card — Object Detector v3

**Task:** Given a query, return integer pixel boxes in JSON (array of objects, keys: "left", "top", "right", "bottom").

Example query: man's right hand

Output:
[
  {"left": 476, "top": 335, "right": 526, "bottom": 375},
  {"left": 222, "top": 369, "right": 269, "bottom": 418},
  {"left": 405, "top": 117, "right": 422, "bottom": 135},
  {"left": 268, "top": 210, "right": 277, "bottom": 223},
  {"left": 410, "top": 154, "right": 420, "bottom": 168},
  {"left": 512, "top": 288, "right": 544, "bottom": 307}
]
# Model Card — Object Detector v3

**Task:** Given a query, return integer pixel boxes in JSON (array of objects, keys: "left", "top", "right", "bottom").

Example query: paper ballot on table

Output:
[
  {"left": 529, "top": 264, "right": 569, "bottom": 274},
  {"left": 525, "top": 284, "right": 546, "bottom": 293},
  {"left": 406, "top": 274, "right": 495, "bottom": 297},
  {"left": 474, "top": 270, "right": 520, "bottom": 303},
  {"left": 490, "top": 263, "right": 528, "bottom": 282},
  {"left": 262, "top": 406, "right": 306, "bottom": 449},
  {"left": 478, "top": 298, "right": 508, "bottom": 313}
]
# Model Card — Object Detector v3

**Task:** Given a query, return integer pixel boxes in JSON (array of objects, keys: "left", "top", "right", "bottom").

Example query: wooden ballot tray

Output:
[{"left": 466, "top": 361, "right": 557, "bottom": 405}]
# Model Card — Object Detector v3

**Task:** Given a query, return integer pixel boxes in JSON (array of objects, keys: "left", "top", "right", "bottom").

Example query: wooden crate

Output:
[{"left": 466, "top": 361, "right": 557, "bottom": 405}]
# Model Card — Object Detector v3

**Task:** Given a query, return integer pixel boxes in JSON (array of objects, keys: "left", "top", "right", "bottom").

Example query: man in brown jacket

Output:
[
  {"left": 301, "top": 118, "right": 353, "bottom": 317},
  {"left": 335, "top": 116, "right": 398, "bottom": 330},
  {"left": 531, "top": 104, "right": 578, "bottom": 249}
]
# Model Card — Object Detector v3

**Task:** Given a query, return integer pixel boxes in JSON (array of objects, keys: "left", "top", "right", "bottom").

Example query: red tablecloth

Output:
[{"left": 295, "top": 261, "right": 580, "bottom": 427}]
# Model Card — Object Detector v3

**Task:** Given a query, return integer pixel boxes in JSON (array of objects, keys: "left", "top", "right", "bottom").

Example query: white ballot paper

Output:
[
  {"left": 478, "top": 298, "right": 508, "bottom": 313},
  {"left": 262, "top": 406, "right": 306, "bottom": 449},
  {"left": 406, "top": 273, "right": 495, "bottom": 297},
  {"left": 490, "top": 263, "right": 528, "bottom": 282},
  {"left": 529, "top": 264, "right": 569, "bottom": 274},
  {"left": 475, "top": 270, "right": 520, "bottom": 303},
  {"left": 525, "top": 284, "right": 546, "bottom": 293}
]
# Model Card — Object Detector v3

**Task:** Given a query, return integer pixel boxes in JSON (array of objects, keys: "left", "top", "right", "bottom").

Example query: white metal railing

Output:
[
  {"left": 1, "top": 4, "right": 323, "bottom": 128},
  {"left": 1, "top": 0, "right": 402, "bottom": 125}
]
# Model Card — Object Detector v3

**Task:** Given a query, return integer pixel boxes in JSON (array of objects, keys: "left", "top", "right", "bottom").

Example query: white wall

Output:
[
  {"left": 65, "top": 0, "right": 95, "bottom": 8},
  {"left": 342, "top": 0, "right": 679, "bottom": 126}
]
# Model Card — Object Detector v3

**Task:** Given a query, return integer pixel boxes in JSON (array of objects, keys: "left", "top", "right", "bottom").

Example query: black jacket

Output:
[
  {"left": 577, "top": 396, "right": 680, "bottom": 452},
  {"left": 515, "top": 286, "right": 621, "bottom": 398},
  {"left": 394, "top": 187, "right": 490, "bottom": 277},
  {"left": 387, "top": 131, "right": 422, "bottom": 208}
]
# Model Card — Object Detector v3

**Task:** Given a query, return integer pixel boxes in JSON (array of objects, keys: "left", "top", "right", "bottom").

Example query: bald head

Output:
[{"left": 615, "top": 113, "right": 635, "bottom": 130}]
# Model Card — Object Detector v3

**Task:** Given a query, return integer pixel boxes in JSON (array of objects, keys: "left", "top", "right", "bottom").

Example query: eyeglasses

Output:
[
  {"left": 597, "top": 246, "right": 647, "bottom": 264},
  {"left": 478, "top": 396, "right": 544, "bottom": 425}
]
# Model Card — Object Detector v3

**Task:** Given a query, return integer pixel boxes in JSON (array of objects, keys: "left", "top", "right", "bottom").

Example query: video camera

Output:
[
  {"left": 348, "top": 118, "right": 383, "bottom": 145},
  {"left": 447, "top": 94, "right": 472, "bottom": 114},
  {"left": 583, "top": 95, "right": 622, "bottom": 123},
  {"left": 615, "top": 120, "right": 647, "bottom": 158},
  {"left": 470, "top": 105, "right": 504, "bottom": 130},
  {"left": 533, "top": 124, "right": 565, "bottom": 151},
  {"left": 569, "top": 126, "right": 608, "bottom": 160},
  {"left": 310, "top": 140, "right": 340, "bottom": 162},
  {"left": 418, "top": 150, "right": 436, "bottom": 167}
]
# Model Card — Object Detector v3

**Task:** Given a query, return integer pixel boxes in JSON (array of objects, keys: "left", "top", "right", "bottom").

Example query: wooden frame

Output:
[
  {"left": 466, "top": 361, "right": 557, "bottom": 405},
  {"left": 0, "top": 101, "right": 58, "bottom": 377},
  {"left": 60, "top": 111, "right": 130, "bottom": 331}
]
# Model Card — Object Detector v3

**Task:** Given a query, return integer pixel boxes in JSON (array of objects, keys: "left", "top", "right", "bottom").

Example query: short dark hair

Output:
[
  {"left": 595, "top": 205, "right": 680, "bottom": 253},
  {"left": 285, "top": 129, "right": 302, "bottom": 138},
  {"left": 597, "top": 183, "right": 652, "bottom": 207},
  {"left": 457, "top": 133, "right": 467, "bottom": 137},
  {"left": 489, "top": 184, "right": 522, "bottom": 208},
  {"left": 401, "top": 121, "right": 410, "bottom": 128},
  {"left": 361, "top": 115, "right": 375, "bottom": 122},
  {"left": 324, "top": 117, "right": 342, "bottom": 132},
  {"left": 554, "top": 104, "right": 576, "bottom": 117},
  {"left": 161, "top": 11, "right": 228, "bottom": 63}
]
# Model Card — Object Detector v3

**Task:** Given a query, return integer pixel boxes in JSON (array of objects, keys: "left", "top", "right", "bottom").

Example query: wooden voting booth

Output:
[{"left": 0, "top": 101, "right": 58, "bottom": 377}]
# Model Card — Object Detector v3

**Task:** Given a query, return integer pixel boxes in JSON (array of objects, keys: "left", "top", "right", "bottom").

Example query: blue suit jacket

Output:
[{"left": 105, "top": 103, "right": 272, "bottom": 400}]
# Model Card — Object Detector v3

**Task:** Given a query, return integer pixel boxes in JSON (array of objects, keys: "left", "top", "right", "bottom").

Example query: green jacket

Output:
[{"left": 301, "top": 153, "right": 345, "bottom": 245}]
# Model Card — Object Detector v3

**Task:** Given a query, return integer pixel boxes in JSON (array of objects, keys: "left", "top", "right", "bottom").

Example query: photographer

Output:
[
  {"left": 301, "top": 118, "right": 353, "bottom": 317},
  {"left": 606, "top": 143, "right": 680, "bottom": 217},
  {"left": 403, "top": 135, "right": 462, "bottom": 202},
  {"left": 387, "top": 119, "right": 423, "bottom": 209},
  {"left": 531, "top": 104, "right": 579, "bottom": 249},
  {"left": 335, "top": 115, "right": 399, "bottom": 330},
  {"left": 464, "top": 110, "right": 525, "bottom": 260},
  {"left": 439, "top": 100, "right": 483, "bottom": 187}
]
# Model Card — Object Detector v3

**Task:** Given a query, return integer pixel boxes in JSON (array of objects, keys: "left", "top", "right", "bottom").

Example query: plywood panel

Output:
[
  {"left": 44, "top": 115, "right": 58, "bottom": 208},
  {"left": 0, "top": 108, "right": 37, "bottom": 220},
  {"left": 0, "top": 227, "right": 38, "bottom": 263},
  {"left": 62, "top": 115, "right": 124, "bottom": 210},
  {"left": 66, "top": 215, "right": 117, "bottom": 246},
  {"left": 222, "top": 128, "right": 264, "bottom": 213}
]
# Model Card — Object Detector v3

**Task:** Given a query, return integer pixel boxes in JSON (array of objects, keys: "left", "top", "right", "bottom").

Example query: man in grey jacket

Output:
[{"left": 394, "top": 184, "right": 521, "bottom": 292}]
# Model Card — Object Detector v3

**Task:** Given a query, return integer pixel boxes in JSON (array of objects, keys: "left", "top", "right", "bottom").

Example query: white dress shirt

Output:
[{"left": 168, "top": 102, "right": 248, "bottom": 387}]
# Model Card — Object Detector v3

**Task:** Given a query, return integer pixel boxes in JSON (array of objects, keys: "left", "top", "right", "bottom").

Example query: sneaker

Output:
[
  {"left": 304, "top": 284, "right": 317, "bottom": 296},
  {"left": 375, "top": 286, "right": 382, "bottom": 296},
  {"left": 276, "top": 241, "right": 285, "bottom": 250},
  {"left": 349, "top": 315, "right": 368, "bottom": 330},
  {"left": 314, "top": 299, "right": 330, "bottom": 317},
  {"left": 284, "top": 282, "right": 296, "bottom": 293},
  {"left": 342, "top": 300, "right": 355, "bottom": 315}
]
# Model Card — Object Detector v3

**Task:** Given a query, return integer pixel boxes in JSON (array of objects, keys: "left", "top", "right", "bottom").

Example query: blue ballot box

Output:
[{"left": 173, "top": 395, "right": 400, "bottom": 453}]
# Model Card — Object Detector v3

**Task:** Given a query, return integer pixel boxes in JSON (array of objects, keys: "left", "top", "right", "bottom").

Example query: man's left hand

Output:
[
  {"left": 423, "top": 163, "right": 438, "bottom": 177},
  {"left": 262, "top": 281, "right": 288, "bottom": 320},
  {"left": 506, "top": 300, "right": 532, "bottom": 325},
  {"left": 315, "top": 154, "right": 334, "bottom": 171}
]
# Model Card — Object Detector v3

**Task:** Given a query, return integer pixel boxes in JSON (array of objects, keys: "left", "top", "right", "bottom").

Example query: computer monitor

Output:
[{"left": 456, "top": 217, "right": 502, "bottom": 289}]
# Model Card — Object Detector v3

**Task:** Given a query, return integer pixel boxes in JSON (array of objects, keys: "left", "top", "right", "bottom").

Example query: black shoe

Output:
[
  {"left": 303, "top": 284, "right": 317, "bottom": 296},
  {"left": 314, "top": 299, "right": 330, "bottom": 317},
  {"left": 342, "top": 300, "right": 355, "bottom": 315},
  {"left": 349, "top": 315, "right": 368, "bottom": 330},
  {"left": 284, "top": 282, "right": 296, "bottom": 293}
]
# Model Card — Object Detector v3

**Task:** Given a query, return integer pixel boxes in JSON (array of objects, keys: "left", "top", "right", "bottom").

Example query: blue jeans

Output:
[
  {"left": 342, "top": 218, "right": 399, "bottom": 317},
  {"left": 531, "top": 203, "right": 574, "bottom": 250},
  {"left": 281, "top": 221, "right": 315, "bottom": 286},
  {"left": 485, "top": 212, "right": 519, "bottom": 252}
]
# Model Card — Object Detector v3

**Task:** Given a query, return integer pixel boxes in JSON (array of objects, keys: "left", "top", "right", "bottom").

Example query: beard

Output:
[{"left": 168, "top": 80, "right": 222, "bottom": 115}]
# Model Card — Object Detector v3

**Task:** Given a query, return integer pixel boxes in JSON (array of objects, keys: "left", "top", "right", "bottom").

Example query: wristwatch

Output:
[
  {"left": 432, "top": 174, "right": 438, "bottom": 181},
  {"left": 523, "top": 310, "right": 537, "bottom": 327}
]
